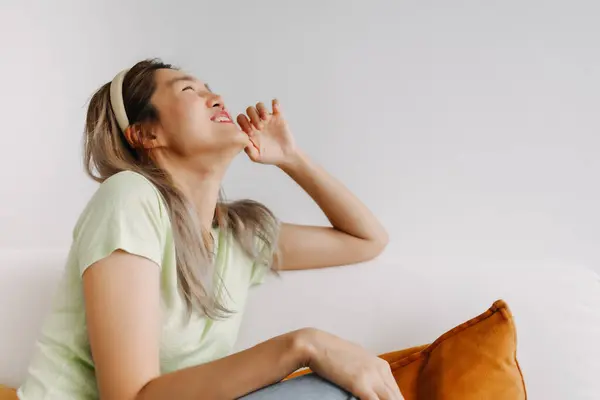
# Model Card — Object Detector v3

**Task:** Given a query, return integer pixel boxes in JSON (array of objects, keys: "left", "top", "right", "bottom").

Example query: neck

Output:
[
  {"left": 176, "top": 168, "right": 223, "bottom": 232},
  {"left": 155, "top": 153, "right": 231, "bottom": 232}
]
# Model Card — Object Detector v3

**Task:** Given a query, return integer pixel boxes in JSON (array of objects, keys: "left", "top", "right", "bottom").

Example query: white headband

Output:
[{"left": 109, "top": 69, "right": 130, "bottom": 132}]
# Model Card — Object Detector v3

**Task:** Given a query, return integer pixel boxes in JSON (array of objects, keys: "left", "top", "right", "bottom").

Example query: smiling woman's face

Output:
[{"left": 148, "top": 68, "right": 249, "bottom": 158}]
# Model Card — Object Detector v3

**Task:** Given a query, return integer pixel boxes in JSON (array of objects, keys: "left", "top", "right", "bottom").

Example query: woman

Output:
[{"left": 18, "top": 59, "right": 400, "bottom": 400}]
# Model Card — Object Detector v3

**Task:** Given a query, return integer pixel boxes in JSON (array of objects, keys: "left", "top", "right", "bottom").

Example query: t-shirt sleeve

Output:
[{"left": 73, "top": 172, "right": 167, "bottom": 276}]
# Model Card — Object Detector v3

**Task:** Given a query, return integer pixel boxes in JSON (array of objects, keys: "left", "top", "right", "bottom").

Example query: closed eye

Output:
[{"left": 182, "top": 86, "right": 194, "bottom": 92}]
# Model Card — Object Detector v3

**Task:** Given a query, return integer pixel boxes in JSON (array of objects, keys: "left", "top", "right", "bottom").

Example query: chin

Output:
[
  {"left": 205, "top": 127, "right": 247, "bottom": 155},
  {"left": 219, "top": 124, "right": 249, "bottom": 144}
]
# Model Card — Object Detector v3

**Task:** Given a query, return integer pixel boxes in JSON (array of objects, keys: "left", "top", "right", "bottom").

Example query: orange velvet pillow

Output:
[
  {"left": 0, "top": 385, "right": 16, "bottom": 400},
  {"left": 287, "top": 300, "right": 527, "bottom": 399},
  {"left": 391, "top": 299, "right": 526, "bottom": 399}
]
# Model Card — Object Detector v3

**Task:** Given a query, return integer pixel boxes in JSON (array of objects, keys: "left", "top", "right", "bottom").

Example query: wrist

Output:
[
  {"left": 278, "top": 149, "right": 308, "bottom": 174},
  {"left": 289, "top": 328, "right": 320, "bottom": 368}
]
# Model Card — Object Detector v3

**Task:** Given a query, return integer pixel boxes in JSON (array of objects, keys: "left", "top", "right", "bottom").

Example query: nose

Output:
[{"left": 207, "top": 93, "right": 225, "bottom": 110}]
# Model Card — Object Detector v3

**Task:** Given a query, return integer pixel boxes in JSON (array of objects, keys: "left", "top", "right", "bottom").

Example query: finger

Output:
[
  {"left": 247, "top": 133, "right": 261, "bottom": 153},
  {"left": 378, "top": 362, "right": 402, "bottom": 400},
  {"left": 390, "top": 383, "right": 403, "bottom": 400},
  {"left": 256, "top": 102, "right": 269, "bottom": 120},
  {"left": 246, "top": 106, "right": 262, "bottom": 130},
  {"left": 379, "top": 382, "right": 402, "bottom": 400},
  {"left": 236, "top": 114, "right": 253, "bottom": 135},
  {"left": 250, "top": 136, "right": 260, "bottom": 152},
  {"left": 244, "top": 143, "right": 260, "bottom": 161},
  {"left": 383, "top": 374, "right": 403, "bottom": 400},
  {"left": 272, "top": 98, "right": 281, "bottom": 115},
  {"left": 356, "top": 391, "right": 378, "bottom": 400},
  {"left": 373, "top": 382, "right": 396, "bottom": 400}
]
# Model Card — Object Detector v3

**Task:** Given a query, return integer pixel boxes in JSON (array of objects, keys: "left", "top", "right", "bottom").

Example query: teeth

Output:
[{"left": 214, "top": 116, "right": 230, "bottom": 122}]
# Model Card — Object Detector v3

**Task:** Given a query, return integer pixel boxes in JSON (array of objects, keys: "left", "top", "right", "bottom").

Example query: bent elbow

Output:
[
  {"left": 362, "top": 234, "right": 389, "bottom": 262},
  {"left": 374, "top": 228, "right": 389, "bottom": 254}
]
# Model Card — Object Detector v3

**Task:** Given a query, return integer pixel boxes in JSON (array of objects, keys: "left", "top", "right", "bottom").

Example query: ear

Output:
[{"left": 124, "top": 124, "right": 158, "bottom": 149}]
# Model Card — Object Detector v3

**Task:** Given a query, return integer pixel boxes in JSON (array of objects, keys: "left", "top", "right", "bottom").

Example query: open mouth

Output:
[{"left": 210, "top": 111, "right": 233, "bottom": 124}]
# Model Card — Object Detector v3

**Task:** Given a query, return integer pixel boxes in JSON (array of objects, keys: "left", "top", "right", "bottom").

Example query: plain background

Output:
[{"left": 1, "top": 0, "right": 599, "bottom": 274}]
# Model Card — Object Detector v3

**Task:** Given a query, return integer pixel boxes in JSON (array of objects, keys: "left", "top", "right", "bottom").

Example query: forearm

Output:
[
  {"left": 280, "top": 150, "right": 388, "bottom": 244},
  {"left": 136, "top": 330, "right": 310, "bottom": 400}
]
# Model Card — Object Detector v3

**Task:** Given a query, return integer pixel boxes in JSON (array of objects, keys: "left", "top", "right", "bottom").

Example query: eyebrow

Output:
[{"left": 166, "top": 75, "right": 212, "bottom": 92}]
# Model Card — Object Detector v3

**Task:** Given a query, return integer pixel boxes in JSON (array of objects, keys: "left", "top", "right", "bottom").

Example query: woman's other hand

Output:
[
  {"left": 299, "top": 328, "right": 404, "bottom": 400},
  {"left": 236, "top": 99, "right": 298, "bottom": 167}
]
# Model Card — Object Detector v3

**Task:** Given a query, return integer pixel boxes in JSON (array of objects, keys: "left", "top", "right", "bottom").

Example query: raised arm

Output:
[
  {"left": 277, "top": 150, "right": 389, "bottom": 270},
  {"left": 237, "top": 100, "right": 389, "bottom": 271}
]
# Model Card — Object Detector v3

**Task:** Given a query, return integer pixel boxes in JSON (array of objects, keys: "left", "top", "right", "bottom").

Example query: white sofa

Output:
[{"left": 1, "top": 249, "right": 600, "bottom": 398}]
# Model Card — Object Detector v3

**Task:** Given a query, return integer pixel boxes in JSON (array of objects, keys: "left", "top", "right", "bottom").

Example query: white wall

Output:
[{"left": 1, "top": 0, "right": 599, "bottom": 273}]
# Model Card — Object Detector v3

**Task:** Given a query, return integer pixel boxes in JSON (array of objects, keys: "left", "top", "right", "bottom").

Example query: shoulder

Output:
[
  {"left": 73, "top": 171, "right": 169, "bottom": 274},
  {"left": 91, "top": 171, "right": 166, "bottom": 214},
  {"left": 74, "top": 171, "right": 167, "bottom": 234},
  {"left": 97, "top": 171, "right": 162, "bottom": 200}
]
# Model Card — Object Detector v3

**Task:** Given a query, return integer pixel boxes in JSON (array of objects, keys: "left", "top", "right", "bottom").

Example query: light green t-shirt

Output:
[{"left": 18, "top": 171, "right": 268, "bottom": 399}]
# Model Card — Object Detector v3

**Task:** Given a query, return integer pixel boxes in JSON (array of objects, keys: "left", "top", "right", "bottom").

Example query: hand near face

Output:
[{"left": 237, "top": 99, "right": 297, "bottom": 167}]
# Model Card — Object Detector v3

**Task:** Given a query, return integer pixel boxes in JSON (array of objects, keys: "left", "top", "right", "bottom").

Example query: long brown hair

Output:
[{"left": 83, "top": 58, "right": 279, "bottom": 318}]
